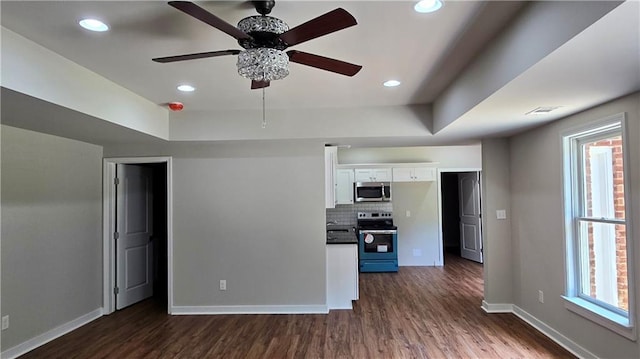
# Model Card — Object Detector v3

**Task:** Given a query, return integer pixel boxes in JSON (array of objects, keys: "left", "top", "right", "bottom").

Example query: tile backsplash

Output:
[{"left": 326, "top": 202, "right": 393, "bottom": 225}]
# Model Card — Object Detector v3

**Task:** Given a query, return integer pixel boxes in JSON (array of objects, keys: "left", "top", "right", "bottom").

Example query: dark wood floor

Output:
[{"left": 21, "top": 255, "right": 574, "bottom": 358}]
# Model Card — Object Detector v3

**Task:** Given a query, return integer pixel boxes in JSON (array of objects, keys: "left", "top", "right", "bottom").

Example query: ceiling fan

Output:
[{"left": 153, "top": 1, "right": 363, "bottom": 89}]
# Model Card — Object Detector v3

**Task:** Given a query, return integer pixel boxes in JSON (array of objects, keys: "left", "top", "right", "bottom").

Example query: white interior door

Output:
[
  {"left": 116, "top": 164, "right": 154, "bottom": 309},
  {"left": 458, "top": 172, "right": 483, "bottom": 263}
]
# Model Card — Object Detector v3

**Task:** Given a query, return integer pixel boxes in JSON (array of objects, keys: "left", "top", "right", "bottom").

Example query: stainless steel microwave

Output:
[{"left": 354, "top": 182, "right": 391, "bottom": 202}]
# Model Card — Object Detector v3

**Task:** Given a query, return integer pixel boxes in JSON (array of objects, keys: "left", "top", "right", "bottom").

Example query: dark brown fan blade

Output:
[
  {"left": 153, "top": 50, "right": 241, "bottom": 63},
  {"left": 287, "top": 50, "right": 362, "bottom": 76},
  {"left": 169, "top": 1, "right": 251, "bottom": 40},
  {"left": 279, "top": 8, "right": 356, "bottom": 47},
  {"left": 251, "top": 80, "right": 270, "bottom": 89}
]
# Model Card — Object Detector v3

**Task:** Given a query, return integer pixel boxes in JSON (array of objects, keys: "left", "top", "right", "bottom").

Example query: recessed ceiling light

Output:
[
  {"left": 177, "top": 85, "right": 195, "bottom": 92},
  {"left": 525, "top": 106, "right": 562, "bottom": 115},
  {"left": 383, "top": 80, "right": 401, "bottom": 87},
  {"left": 78, "top": 19, "right": 109, "bottom": 32},
  {"left": 414, "top": 0, "right": 443, "bottom": 13}
]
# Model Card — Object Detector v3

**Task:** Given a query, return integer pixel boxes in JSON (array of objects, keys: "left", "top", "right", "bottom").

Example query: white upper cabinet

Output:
[
  {"left": 354, "top": 168, "right": 392, "bottom": 182},
  {"left": 393, "top": 167, "right": 436, "bottom": 182},
  {"left": 325, "top": 146, "right": 338, "bottom": 208},
  {"left": 392, "top": 167, "right": 413, "bottom": 182},
  {"left": 336, "top": 169, "right": 355, "bottom": 205}
]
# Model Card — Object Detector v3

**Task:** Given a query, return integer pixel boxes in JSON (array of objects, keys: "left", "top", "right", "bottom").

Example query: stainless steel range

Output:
[{"left": 357, "top": 212, "right": 398, "bottom": 272}]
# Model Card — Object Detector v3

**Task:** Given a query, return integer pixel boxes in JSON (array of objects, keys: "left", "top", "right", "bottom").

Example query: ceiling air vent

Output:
[{"left": 525, "top": 106, "right": 561, "bottom": 115}]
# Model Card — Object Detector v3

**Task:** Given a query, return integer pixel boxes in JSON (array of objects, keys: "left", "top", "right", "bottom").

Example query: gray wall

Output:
[
  {"left": 392, "top": 182, "right": 440, "bottom": 265},
  {"left": 508, "top": 93, "right": 640, "bottom": 358},
  {"left": 1, "top": 125, "right": 103, "bottom": 350},
  {"left": 433, "top": 1, "right": 622, "bottom": 132},
  {"left": 481, "top": 138, "right": 513, "bottom": 305},
  {"left": 105, "top": 141, "right": 327, "bottom": 307}
]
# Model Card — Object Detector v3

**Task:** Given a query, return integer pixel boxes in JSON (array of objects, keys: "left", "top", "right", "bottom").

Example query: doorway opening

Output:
[
  {"left": 102, "top": 157, "right": 173, "bottom": 315},
  {"left": 438, "top": 170, "right": 483, "bottom": 265}
]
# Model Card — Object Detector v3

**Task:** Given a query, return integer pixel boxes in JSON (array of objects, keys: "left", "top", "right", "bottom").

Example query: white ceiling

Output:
[
  {"left": 440, "top": 0, "right": 640, "bottom": 141},
  {"left": 1, "top": 1, "right": 639, "bottom": 147},
  {"left": 0, "top": 1, "right": 484, "bottom": 111}
]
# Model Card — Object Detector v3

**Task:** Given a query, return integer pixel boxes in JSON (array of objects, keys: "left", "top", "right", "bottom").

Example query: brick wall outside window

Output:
[{"left": 584, "top": 137, "right": 628, "bottom": 311}]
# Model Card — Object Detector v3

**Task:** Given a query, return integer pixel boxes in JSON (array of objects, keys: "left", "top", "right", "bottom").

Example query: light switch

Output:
[
  {"left": 406, "top": 210, "right": 411, "bottom": 217},
  {"left": 496, "top": 210, "right": 507, "bottom": 219}
]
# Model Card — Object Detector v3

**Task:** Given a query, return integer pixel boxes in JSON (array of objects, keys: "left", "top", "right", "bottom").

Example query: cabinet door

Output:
[
  {"left": 392, "top": 167, "right": 414, "bottom": 182},
  {"left": 336, "top": 169, "right": 354, "bottom": 204},
  {"left": 372, "top": 168, "right": 392, "bottom": 182},
  {"left": 326, "top": 244, "right": 359, "bottom": 309},
  {"left": 325, "top": 147, "right": 337, "bottom": 208},
  {"left": 413, "top": 167, "right": 436, "bottom": 181},
  {"left": 354, "top": 169, "right": 374, "bottom": 182},
  {"left": 393, "top": 167, "right": 436, "bottom": 182},
  {"left": 355, "top": 168, "right": 393, "bottom": 182}
]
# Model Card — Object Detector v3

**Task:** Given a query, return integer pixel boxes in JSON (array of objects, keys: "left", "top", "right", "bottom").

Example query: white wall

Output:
[
  {"left": 508, "top": 93, "right": 639, "bottom": 358},
  {"left": 0, "top": 27, "right": 169, "bottom": 140},
  {"left": 169, "top": 105, "right": 432, "bottom": 142},
  {"left": 1, "top": 126, "right": 104, "bottom": 350},
  {"left": 105, "top": 141, "right": 328, "bottom": 310},
  {"left": 338, "top": 145, "right": 481, "bottom": 168}
]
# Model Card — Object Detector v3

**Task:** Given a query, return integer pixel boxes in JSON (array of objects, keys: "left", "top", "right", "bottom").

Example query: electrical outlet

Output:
[
  {"left": 219, "top": 280, "right": 227, "bottom": 291},
  {"left": 2, "top": 315, "right": 9, "bottom": 330},
  {"left": 538, "top": 290, "right": 544, "bottom": 303},
  {"left": 412, "top": 248, "right": 422, "bottom": 257}
]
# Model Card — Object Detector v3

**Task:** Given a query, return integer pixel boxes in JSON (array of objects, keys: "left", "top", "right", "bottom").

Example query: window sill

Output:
[{"left": 562, "top": 296, "right": 636, "bottom": 341}]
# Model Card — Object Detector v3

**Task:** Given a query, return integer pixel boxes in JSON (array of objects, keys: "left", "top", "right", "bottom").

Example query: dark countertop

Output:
[{"left": 326, "top": 225, "right": 358, "bottom": 244}]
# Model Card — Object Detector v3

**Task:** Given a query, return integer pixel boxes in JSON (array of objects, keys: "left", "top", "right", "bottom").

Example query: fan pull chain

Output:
[
  {"left": 261, "top": 68, "right": 267, "bottom": 129},
  {"left": 262, "top": 87, "right": 266, "bottom": 129}
]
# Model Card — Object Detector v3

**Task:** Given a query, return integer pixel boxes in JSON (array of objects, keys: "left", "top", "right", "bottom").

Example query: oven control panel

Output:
[{"left": 357, "top": 212, "right": 393, "bottom": 219}]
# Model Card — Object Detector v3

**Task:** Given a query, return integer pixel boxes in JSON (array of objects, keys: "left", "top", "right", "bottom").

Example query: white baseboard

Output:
[
  {"left": 481, "top": 300, "right": 513, "bottom": 313},
  {"left": 172, "top": 304, "right": 329, "bottom": 315},
  {"left": 1, "top": 308, "right": 103, "bottom": 359},
  {"left": 512, "top": 305, "right": 598, "bottom": 359}
]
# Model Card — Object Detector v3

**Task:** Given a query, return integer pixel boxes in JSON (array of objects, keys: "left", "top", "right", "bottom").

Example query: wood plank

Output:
[{"left": 19, "top": 255, "right": 575, "bottom": 358}]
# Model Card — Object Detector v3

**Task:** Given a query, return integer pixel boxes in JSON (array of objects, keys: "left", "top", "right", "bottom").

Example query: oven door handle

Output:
[{"left": 360, "top": 230, "right": 397, "bottom": 234}]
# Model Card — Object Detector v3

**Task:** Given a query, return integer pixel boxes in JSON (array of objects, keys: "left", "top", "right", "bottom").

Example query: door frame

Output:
[
  {"left": 102, "top": 156, "right": 173, "bottom": 315},
  {"left": 436, "top": 168, "right": 482, "bottom": 266}
]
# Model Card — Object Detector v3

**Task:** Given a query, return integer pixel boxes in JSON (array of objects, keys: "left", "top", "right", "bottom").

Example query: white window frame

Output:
[{"left": 561, "top": 113, "right": 636, "bottom": 340}]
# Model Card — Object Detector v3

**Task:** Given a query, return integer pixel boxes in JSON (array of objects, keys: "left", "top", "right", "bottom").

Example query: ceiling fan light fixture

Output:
[
  {"left": 414, "top": 0, "right": 443, "bottom": 13},
  {"left": 155, "top": 1, "right": 362, "bottom": 89},
  {"left": 237, "top": 15, "right": 289, "bottom": 34},
  {"left": 237, "top": 48, "right": 289, "bottom": 81}
]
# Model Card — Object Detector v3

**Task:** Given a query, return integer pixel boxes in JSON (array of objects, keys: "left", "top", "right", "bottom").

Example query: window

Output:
[{"left": 562, "top": 113, "right": 635, "bottom": 339}]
